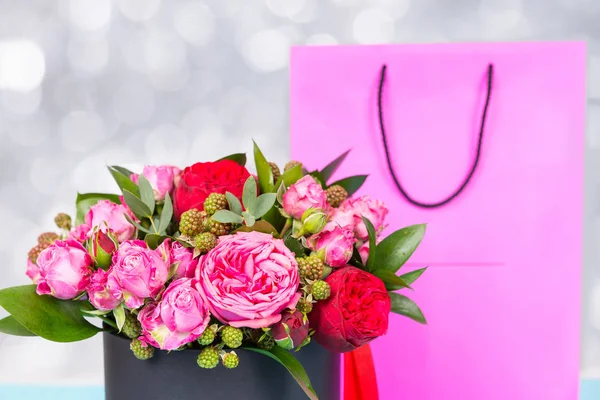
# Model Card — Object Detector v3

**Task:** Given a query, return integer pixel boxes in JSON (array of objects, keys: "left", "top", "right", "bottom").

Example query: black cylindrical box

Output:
[{"left": 103, "top": 332, "right": 340, "bottom": 400}]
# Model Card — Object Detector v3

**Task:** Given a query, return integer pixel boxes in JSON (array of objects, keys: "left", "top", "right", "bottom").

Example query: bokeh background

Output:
[{"left": 0, "top": 0, "right": 598, "bottom": 387}]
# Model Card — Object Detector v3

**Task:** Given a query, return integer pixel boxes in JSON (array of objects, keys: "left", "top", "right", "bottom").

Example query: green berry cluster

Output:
[
  {"left": 326, "top": 185, "right": 348, "bottom": 208},
  {"left": 194, "top": 232, "right": 218, "bottom": 253},
  {"left": 122, "top": 312, "right": 142, "bottom": 339},
  {"left": 179, "top": 209, "right": 206, "bottom": 237},
  {"left": 297, "top": 255, "right": 324, "bottom": 280},
  {"left": 221, "top": 326, "right": 243, "bottom": 349},
  {"left": 130, "top": 339, "right": 154, "bottom": 360},
  {"left": 204, "top": 193, "right": 228, "bottom": 216},
  {"left": 197, "top": 347, "right": 220, "bottom": 369}
]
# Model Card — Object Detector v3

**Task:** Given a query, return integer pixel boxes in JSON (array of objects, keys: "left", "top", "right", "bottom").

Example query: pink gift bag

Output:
[{"left": 290, "top": 42, "right": 586, "bottom": 400}]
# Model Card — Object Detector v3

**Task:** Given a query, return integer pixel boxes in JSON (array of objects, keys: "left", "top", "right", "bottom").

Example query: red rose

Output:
[
  {"left": 271, "top": 310, "right": 310, "bottom": 350},
  {"left": 173, "top": 160, "right": 251, "bottom": 219},
  {"left": 310, "top": 266, "right": 390, "bottom": 353}
]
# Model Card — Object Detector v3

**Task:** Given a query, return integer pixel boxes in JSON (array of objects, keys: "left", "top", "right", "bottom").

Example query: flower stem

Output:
[
  {"left": 280, "top": 218, "right": 292, "bottom": 237},
  {"left": 98, "top": 315, "right": 118, "bottom": 330}
]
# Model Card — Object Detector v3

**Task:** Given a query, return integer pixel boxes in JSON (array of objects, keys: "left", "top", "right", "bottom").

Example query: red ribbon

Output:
[{"left": 343, "top": 344, "right": 379, "bottom": 400}]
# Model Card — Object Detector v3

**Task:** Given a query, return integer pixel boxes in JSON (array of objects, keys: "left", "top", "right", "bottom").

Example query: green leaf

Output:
[
  {"left": 243, "top": 346, "right": 318, "bottom": 400},
  {"left": 319, "top": 149, "right": 351, "bottom": 183},
  {"left": 362, "top": 217, "right": 378, "bottom": 272},
  {"left": 373, "top": 224, "right": 426, "bottom": 273},
  {"left": 248, "top": 193, "right": 277, "bottom": 219},
  {"left": 349, "top": 245, "right": 366, "bottom": 270},
  {"left": 158, "top": 193, "right": 173, "bottom": 234},
  {"left": 0, "top": 285, "right": 101, "bottom": 342},
  {"left": 243, "top": 176, "right": 258, "bottom": 210},
  {"left": 145, "top": 233, "right": 166, "bottom": 250},
  {"left": 242, "top": 211, "right": 256, "bottom": 227},
  {"left": 284, "top": 233, "right": 306, "bottom": 257},
  {"left": 75, "top": 193, "right": 121, "bottom": 225},
  {"left": 110, "top": 166, "right": 135, "bottom": 177},
  {"left": 122, "top": 190, "right": 152, "bottom": 220},
  {"left": 399, "top": 267, "right": 428, "bottom": 286},
  {"left": 374, "top": 270, "right": 412, "bottom": 291},
  {"left": 226, "top": 192, "right": 243, "bottom": 215},
  {"left": 253, "top": 141, "right": 274, "bottom": 193},
  {"left": 328, "top": 175, "right": 368, "bottom": 196},
  {"left": 262, "top": 206, "right": 286, "bottom": 231},
  {"left": 113, "top": 304, "right": 125, "bottom": 333},
  {"left": 235, "top": 220, "right": 279, "bottom": 237},
  {"left": 218, "top": 153, "right": 247, "bottom": 166},
  {"left": 212, "top": 210, "right": 244, "bottom": 224},
  {"left": 277, "top": 164, "right": 303, "bottom": 188},
  {"left": 0, "top": 316, "right": 36, "bottom": 336},
  {"left": 108, "top": 166, "right": 140, "bottom": 197},
  {"left": 389, "top": 292, "right": 427, "bottom": 324},
  {"left": 124, "top": 214, "right": 151, "bottom": 234},
  {"left": 137, "top": 175, "right": 156, "bottom": 215}
]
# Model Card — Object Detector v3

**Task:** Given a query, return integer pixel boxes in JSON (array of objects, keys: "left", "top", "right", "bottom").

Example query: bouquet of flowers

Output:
[{"left": 0, "top": 143, "right": 427, "bottom": 399}]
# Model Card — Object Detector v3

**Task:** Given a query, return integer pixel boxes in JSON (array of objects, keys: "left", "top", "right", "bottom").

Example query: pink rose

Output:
[
  {"left": 107, "top": 240, "right": 169, "bottom": 309},
  {"left": 170, "top": 241, "right": 198, "bottom": 279},
  {"left": 339, "top": 196, "right": 389, "bottom": 240},
  {"left": 26, "top": 259, "right": 39, "bottom": 283},
  {"left": 325, "top": 207, "right": 356, "bottom": 232},
  {"left": 282, "top": 176, "right": 327, "bottom": 220},
  {"left": 131, "top": 165, "right": 181, "bottom": 201},
  {"left": 68, "top": 224, "right": 91, "bottom": 242},
  {"left": 88, "top": 269, "right": 122, "bottom": 311},
  {"left": 308, "top": 226, "right": 356, "bottom": 267},
  {"left": 85, "top": 200, "right": 135, "bottom": 243},
  {"left": 138, "top": 279, "right": 210, "bottom": 350},
  {"left": 36, "top": 240, "right": 93, "bottom": 300},
  {"left": 196, "top": 232, "right": 300, "bottom": 329}
]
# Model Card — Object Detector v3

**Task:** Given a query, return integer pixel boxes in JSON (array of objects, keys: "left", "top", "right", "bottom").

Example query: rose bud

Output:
[
  {"left": 36, "top": 240, "right": 94, "bottom": 300},
  {"left": 87, "top": 229, "right": 117, "bottom": 270},
  {"left": 271, "top": 310, "right": 310, "bottom": 350},
  {"left": 310, "top": 266, "right": 391, "bottom": 353},
  {"left": 301, "top": 208, "right": 327, "bottom": 235},
  {"left": 85, "top": 200, "right": 136, "bottom": 243},
  {"left": 131, "top": 165, "right": 181, "bottom": 201},
  {"left": 308, "top": 226, "right": 356, "bottom": 267},
  {"left": 173, "top": 160, "right": 250, "bottom": 220},
  {"left": 282, "top": 176, "right": 327, "bottom": 220}
]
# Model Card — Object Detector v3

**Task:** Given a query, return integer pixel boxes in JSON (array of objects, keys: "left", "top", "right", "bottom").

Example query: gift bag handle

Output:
[{"left": 377, "top": 63, "right": 494, "bottom": 208}]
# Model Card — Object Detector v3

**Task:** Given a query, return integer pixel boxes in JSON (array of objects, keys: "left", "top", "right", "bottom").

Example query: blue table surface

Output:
[{"left": 0, "top": 380, "right": 598, "bottom": 400}]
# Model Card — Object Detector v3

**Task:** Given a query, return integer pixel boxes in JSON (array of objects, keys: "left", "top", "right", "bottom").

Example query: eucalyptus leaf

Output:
[
  {"left": 243, "top": 346, "right": 318, "bottom": 400},
  {"left": 218, "top": 153, "right": 247, "bottom": 166},
  {"left": 158, "top": 193, "right": 173, "bottom": 234},
  {"left": 75, "top": 193, "right": 121, "bottom": 225},
  {"left": 212, "top": 210, "right": 244, "bottom": 224},
  {"left": 399, "top": 267, "right": 428, "bottom": 286},
  {"left": 248, "top": 193, "right": 277, "bottom": 219},
  {"left": 373, "top": 224, "right": 426, "bottom": 274},
  {"left": 253, "top": 141, "right": 274, "bottom": 193},
  {"left": 0, "top": 315, "right": 36, "bottom": 336},
  {"left": 362, "top": 217, "right": 378, "bottom": 272},
  {"left": 374, "top": 270, "right": 412, "bottom": 291},
  {"left": 124, "top": 214, "right": 151, "bottom": 234},
  {"left": 113, "top": 304, "right": 126, "bottom": 333},
  {"left": 235, "top": 220, "right": 279, "bottom": 237},
  {"left": 243, "top": 176, "right": 258, "bottom": 209},
  {"left": 389, "top": 292, "right": 427, "bottom": 324},
  {"left": 328, "top": 175, "right": 368, "bottom": 196},
  {"left": 0, "top": 285, "right": 100, "bottom": 342},
  {"left": 242, "top": 211, "right": 256, "bottom": 227},
  {"left": 108, "top": 166, "right": 140, "bottom": 197},
  {"left": 226, "top": 192, "right": 242, "bottom": 215},
  {"left": 123, "top": 190, "right": 152, "bottom": 220},
  {"left": 320, "top": 149, "right": 351, "bottom": 182},
  {"left": 137, "top": 175, "right": 156, "bottom": 215}
]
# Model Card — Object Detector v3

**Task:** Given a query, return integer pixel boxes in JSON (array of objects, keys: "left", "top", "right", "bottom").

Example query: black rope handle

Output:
[{"left": 377, "top": 63, "right": 494, "bottom": 208}]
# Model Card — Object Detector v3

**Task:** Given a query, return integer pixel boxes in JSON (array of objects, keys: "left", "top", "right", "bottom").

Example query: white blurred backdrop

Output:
[{"left": 0, "top": 0, "right": 599, "bottom": 386}]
